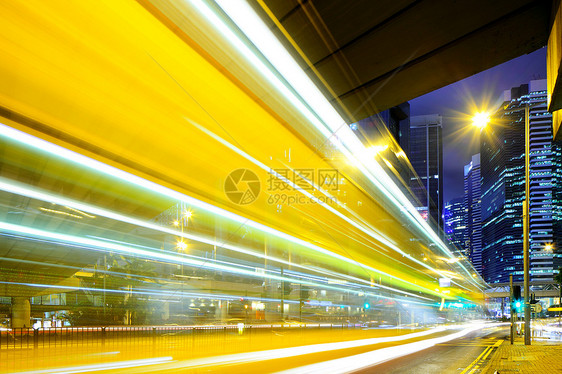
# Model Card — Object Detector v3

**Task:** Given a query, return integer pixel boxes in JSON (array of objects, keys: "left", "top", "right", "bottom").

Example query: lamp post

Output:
[
  {"left": 523, "top": 103, "right": 530, "bottom": 345},
  {"left": 473, "top": 103, "right": 532, "bottom": 345}
]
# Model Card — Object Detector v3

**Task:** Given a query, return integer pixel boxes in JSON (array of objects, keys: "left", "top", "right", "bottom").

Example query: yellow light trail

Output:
[{"left": 0, "top": 0, "right": 485, "bottom": 308}]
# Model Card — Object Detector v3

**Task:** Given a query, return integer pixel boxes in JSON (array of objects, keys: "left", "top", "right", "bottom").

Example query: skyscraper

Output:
[
  {"left": 527, "top": 81, "right": 562, "bottom": 280},
  {"left": 409, "top": 114, "right": 444, "bottom": 231},
  {"left": 443, "top": 198, "right": 466, "bottom": 254},
  {"left": 464, "top": 154, "right": 482, "bottom": 275},
  {"left": 481, "top": 79, "right": 562, "bottom": 284}
]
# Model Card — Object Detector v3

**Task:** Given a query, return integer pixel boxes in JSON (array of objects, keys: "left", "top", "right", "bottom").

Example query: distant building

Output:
[
  {"left": 409, "top": 114, "right": 444, "bottom": 232},
  {"left": 464, "top": 154, "right": 482, "bottom": 275},
  {"left": 443, "top": 198, "right": 466, "bottom": 254},
  {"left": 481, "top": 79, "right": 562, "bottom": 284}
]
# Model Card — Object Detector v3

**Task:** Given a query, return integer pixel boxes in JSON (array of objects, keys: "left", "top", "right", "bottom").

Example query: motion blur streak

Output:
[
  {"left": 0, "top": 221, "right": 437, "bottom": 304},
  {"left": 0, "top": 1, "right": 487, "bottom": 352},
  {"left": 148, "top": 327, "right": 445, "bottom": 368},
  {"left": 211, "top": 0, "right": 478, "bottom": 285},
  {"left": 278, "top": 324, "right": 491, "bottom": 374},
  {"left": 11, "top": 357, "right": 173, "bottom": 374},
  {"left": 0, "top": 175, "right": 432, "bottom": 299},
  {"left": 188, "top": 118, "right": 463, "bottom": 287},
  {"left": 0, "top": 124, "right": 454, "bottom": 299},
  {"left": 0, "top": 221, "right": 371, "bottom": 294}
]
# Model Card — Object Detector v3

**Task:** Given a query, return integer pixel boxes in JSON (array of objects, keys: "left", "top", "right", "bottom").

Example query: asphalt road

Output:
[
  {"left": 0, "top": 325, "right": 509, "bottom": 373},
  {"left": 355, "top": 326, "right": 508, "bottom": 374}
]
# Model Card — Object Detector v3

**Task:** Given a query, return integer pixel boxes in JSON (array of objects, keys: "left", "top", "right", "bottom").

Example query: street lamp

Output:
[
  {"left": 472, "top": 112, "right": 490, "bottom": 129},
  {"left": 472, "top": 102, "right": 534, "bottom": 345}
]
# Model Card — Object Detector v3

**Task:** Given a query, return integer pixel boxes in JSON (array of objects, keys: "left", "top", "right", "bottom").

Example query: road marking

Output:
[
  {"left": 467, "top": 364, "right": 479, "bottom": 374},
  {"left": 460, "top": 339, "right": 503, "bottom": 374},
  {"left": 481, "top": 344, "right": 496, "bottom": 361},
  {"left": 436, "top": 344, "right": 491, "bottom": 347},
  {"left": 460, "top": 347, "right": 491, "bottom": 374}
]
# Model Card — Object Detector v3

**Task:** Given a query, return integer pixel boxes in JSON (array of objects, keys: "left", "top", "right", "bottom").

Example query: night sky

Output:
[{"left": 410, "top": 47, "right": 547, "bottom": 203}]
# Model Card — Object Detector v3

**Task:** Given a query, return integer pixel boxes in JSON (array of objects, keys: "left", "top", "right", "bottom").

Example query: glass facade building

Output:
[
  {"left": 481, "top": 80, "right": 562, "bottom": 283},
  {"left": 464, "top": 154, "right": 482, "bottom": 275},
  {"left": 409, "top": 115, "right": 444, "bottom": 232},
  {"left": 443, "top": 197, "right": 466, "bottom": 254}
]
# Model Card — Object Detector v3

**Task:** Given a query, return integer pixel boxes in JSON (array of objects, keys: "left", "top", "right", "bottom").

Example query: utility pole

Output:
[{"left": 523, "top": 103, "right": 531, "bottom": 345}]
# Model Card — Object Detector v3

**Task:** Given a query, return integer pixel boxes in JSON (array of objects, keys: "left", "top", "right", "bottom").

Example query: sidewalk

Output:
[{"left": 482, "top": 337, "right": 562, "bottom": 373}]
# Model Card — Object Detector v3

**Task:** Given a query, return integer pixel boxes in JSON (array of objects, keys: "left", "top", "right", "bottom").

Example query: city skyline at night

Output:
[{"left": 0, "top": 1, "right": 561, "bottom": 372}]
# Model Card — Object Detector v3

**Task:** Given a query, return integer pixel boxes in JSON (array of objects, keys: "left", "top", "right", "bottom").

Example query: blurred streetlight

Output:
[
  {"left": 472, "top": 112, "right": 491, "bottom": 129},
  {"left": 545, "top": 243, "right": 554, "bottom": 252},
  {"left": 176, "top": 240, "right": 187, "bottom": 251},
  {"left": 174, "top": 205, "right": 193, "bottom": 276},
  {"left": 366, "top": 144, "right": 389, "bottom": 157}
]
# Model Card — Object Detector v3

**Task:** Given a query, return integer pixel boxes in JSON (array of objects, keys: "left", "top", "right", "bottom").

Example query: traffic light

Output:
[
  {"left": 363, "top": 302, "right": 370, "bottom": 310},
  {"left": 513, "top": 285, "right": 522, "bottom": 312},
  {"left": 513, "top": 285, "right": 521, "bottom": 300}
]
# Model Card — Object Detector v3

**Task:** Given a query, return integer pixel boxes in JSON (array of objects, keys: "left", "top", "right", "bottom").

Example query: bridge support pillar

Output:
[{"left": 11, "top": 297, "right": 30, "bottom": 328}]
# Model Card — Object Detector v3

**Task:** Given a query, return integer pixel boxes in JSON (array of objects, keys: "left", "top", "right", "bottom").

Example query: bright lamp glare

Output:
[
  {"left": 367, "top": 144, "right": 388, "bottom": 156},
  {"left": 177, "top": 240, "right": 188, "bottom": 251},
  {"left": 472, "top": 112, "right": 490, "bottom": 129}
]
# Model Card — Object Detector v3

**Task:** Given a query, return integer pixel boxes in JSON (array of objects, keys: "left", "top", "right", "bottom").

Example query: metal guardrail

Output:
[{"left": 0, "top": 323, "right": 363, "bottom": 350}]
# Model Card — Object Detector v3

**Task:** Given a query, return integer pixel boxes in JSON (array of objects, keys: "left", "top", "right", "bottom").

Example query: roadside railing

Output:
[{"left": 0, "top": 323, "right": 363, "bottom": 350}]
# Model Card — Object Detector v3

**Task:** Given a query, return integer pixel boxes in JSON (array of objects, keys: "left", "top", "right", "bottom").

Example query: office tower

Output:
[
  {"left": 443, "top": 198, "right": 466, "bottom": 254},
  {"left": 527, "top": 81, "right": 562, "bottom": 280},
  {"left": 464, "top": 154, "right": 482, "bottom": 275},
  {"left": 409, "top": 114, "right": 444, "bottom": 231},
  {"left": 481, "top": 79, "right": 562, "bottom": 284}
]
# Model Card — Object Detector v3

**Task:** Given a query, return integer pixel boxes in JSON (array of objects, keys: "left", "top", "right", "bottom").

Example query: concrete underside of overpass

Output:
[{"left": 254, "top": 0, "right": 561, "bottom": 125}]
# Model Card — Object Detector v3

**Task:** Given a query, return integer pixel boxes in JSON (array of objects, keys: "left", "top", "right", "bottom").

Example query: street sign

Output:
[{"left": 531, "top": 304, "right": 542, "bottom": 313}]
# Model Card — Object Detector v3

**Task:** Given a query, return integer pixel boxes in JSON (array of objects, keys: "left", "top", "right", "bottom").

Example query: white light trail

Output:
[
  {"left": 277, "top": 324, "right": 490, "bottom": 373},
  {"left": 151, "top": 327, "right": 445, "bottom": 369},
  {"left": 0, "top": 176, "right": 436, "bottom": 300},
  {"left": 0, "top": 221, "right": 432, "bottom": 302}
]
